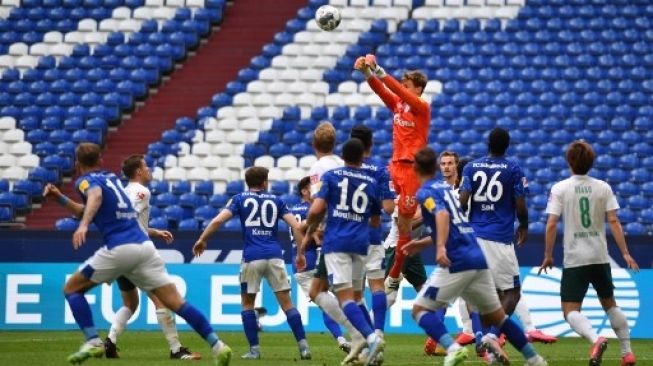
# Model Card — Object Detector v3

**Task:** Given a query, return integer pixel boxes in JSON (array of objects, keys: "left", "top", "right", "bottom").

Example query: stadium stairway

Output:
[{"left": 26, "top": 0, "right": 307, "bottom": 229}]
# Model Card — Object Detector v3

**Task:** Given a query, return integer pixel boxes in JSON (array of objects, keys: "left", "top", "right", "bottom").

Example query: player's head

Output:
[
  {"left": 488, "top": 127, "right": 510, "bottom": 156},
  {"left": 439, "top": 150, "right": 459, "bottom": 181},
  {"left": 312, "top": 121, "right": 337, "bottom": 155},
  {"left": 75, "top": 143, "right": 102, "bottom": 173},
  {"left": 402, "top": 70, "right": 427, "bottom": 97},
  {"left": 342, "top": 138, "right": 365, "bottom": 166},
  {"left": 414, "top": 147, "right": 438, "bottom": 180},
  {"left": 122, "top": 154, "right": 152, "bottom": 184},
  {"left": 566, "top": 140, "right": 595, "bottom": 175},
  {"left": 296, "top": 176, "right": 311, "bottom": 202},
  {"left": 350, "top": 124, "right": 373, "bottom": 154},
  {"left": 245, "top": 166, "right": 269, "bottom": 190}
]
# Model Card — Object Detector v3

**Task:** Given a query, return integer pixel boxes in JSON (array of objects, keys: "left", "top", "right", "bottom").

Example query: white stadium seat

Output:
[
  {"left": 237, "top": 106, "right": 257, "bottom": 119},
  {"left": 293, "top": 31, "right": 313, "bottom": 44},
  {"left": 64, "top": 31, "right": 85, "bottom": 44},
  {"left": 186, "top": 0, "right": 205, "bottom": 8},
  {"left": 2, "top": 129, "right": 24, "bottom": 143},
  {"left": 247, "top": 80, "right": 266, "bottom": 94},
  {"left": 152, "top": 167, "right": 164, "bottom": 181},
  {"left": 298, "top": 155, "right": 317, "bottom": 169},
  {"left": 201, "top": 117, "right": 219, "bottom": 130},
  {"left": 176, "top": 142, "right": 190, "bottom": 156},
  {"left": 310, "top": 82, "right": 329, "bottom": 96},
  {"left": 284, "top": 168, "right": 306, "bottom": 183},
  {"left": 0, "top": 154, "right": 16, "bottom": 168},
  {"left": 17, "top": 154, "right": 39, "bottom": 169},
  {"left": 223, "top": 156, "right": 244, "bottom": 169},
  {"left": 112, "top": 6, "right": 132, "bottom": 19},
  {"left": 212, "top": 142, "right": 234, "bottom": 157},
  {"left": 267, "top": 81, "right": 286, "bottom": 94},
  {"left": 281, "top": 43, "right": 301, "bottom": 56},
  {"left": 191, "top": 142, "right": 212, "bottom": 157},
  {"left": 216, "top": 106, "right": 237, "bottom": 119},
  {"left": 15, "top": 55, "right": 38, "bottom": 71},
  {"left": 78, "top": 19, "right": 97, "bottom": 32},
  {"left": 0, "top": 55, "right": 13, "bottom": 68},
  {"left": 254, "top": 155, "right": 275, "bottom": 169},
  {"left": 166, "top": 0, "right": 185, "bottom": 7},
  {"left": 164, "top": 167, "right": 187, "bottom": 181},
  {"left": 279, "top": 69, "right": 299, "bottom": 81},
  {"left": 277, "top": 155, "right": 298, "bottom": 170},
  {"left": 0, "top": 117, "right": 16, "bottom": 130},
  {"left": 43, "top": 31, "right": 64, "bottom": 44},
  {"left": 9, "top": 141, "right": 31, "bottom": 156},
  {"left": 204, "top": 129, "right": 225, "bottom": 143},
  {"left": 259, "top": 106, "right": 281, "bottom": 119},
  {"left": 187, "top": 167, "right": 210, "bottom": 182},
  {"left": 232, "top": 93, "right": 252, "bottom": 106},
  {"left": 50, "top": 43, "right": 73, "bottom": 57},
  {"left": 252, "top": 94, "right": 272, "bottom": 106},
  {"left": 200, "top": 156, "right": 222, "bottom": 169},
  {"left": 300, "top": 69, "right": 322, "bottom": 81},
  {"left": 85, "top": 32, "right": 107, "bottom": 46},
  {"left": 133, "top": 7, "right": 154, "bottom": 20},
  {"left": 275, "top": 93, "right": 294, "bottom": 106},
  {"left": 217, "top": 118, "right": 238, "bottom": 131},
  {"left": 163, "top": 155, "right": 177, "bottom": 168},
  {"left": 119, "top": 19, "right": 141, "bottom": 33},
  {"left": 226, "top": 130, "right": 248, "bottom": 144},
  {"left": 258, "top": 68, "right": 277, "bottom": 81},
  {"left": 29, "top": 43, "right": 50, "bottom": 56},
  {"left": 210, "top": 168, "right": 235, "bottom": 183},
  {"left": 153, "top": 7, "right": 176, "bottom": 21},
  {"left": 240, "top": 118, "right": 261, "bottom": 131},
  {"left": 178, "top": 154, "right": 200, "bottom": 169},
  {"left": 145, "top": 0, "right": 165, "bottom": 7},
  {"left": 8, "top": 42, "right": 28, "bottom": 56},
  {"left": 99, "top": 19, "right": 120, "bottom": 32},
  {"left": 2, "top": 166, "right": 26, "bottom": 181},
  {"left": 339, "top": 81, "right": 358, "bottom": 94},
  {"left": 267, "top": 167, "right": 284, "bottom": 182}
]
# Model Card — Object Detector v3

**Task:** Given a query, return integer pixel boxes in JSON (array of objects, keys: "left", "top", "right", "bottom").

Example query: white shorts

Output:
[
  {"left": 325, "top": 252, "right": 365, "bottom": 291},
  {"left": 414, "top": 268, "right": 502, "bottom": 315},
  {"left": 240, "top": 258, "right": 290, "bottom": 294},
  {"left": 294, "top": 270, "right": 315, "bottom": 295},
  {"left": 80, "top": 241, "right": 172, "bottom": 292},
  {"left": 477, "top": 238, "right": 520, "bottom": 291},
  {"left": 364, "top": 245, "right": 385, "bottom": 280}
]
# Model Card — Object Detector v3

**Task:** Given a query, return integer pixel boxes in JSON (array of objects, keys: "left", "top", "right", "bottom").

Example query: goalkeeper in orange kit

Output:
[{"left": 354, "top": 54, "right": 431, "bottom": 302}]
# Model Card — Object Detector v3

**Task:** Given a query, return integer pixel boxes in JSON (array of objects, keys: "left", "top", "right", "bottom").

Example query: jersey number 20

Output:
[{"left": 244, "top": 198, "right": 278, "bottom": 228}]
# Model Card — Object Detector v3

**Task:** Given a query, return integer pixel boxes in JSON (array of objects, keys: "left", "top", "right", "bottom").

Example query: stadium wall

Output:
[{"left": 0, "top": 232, "right": 651, "bottom": 338}]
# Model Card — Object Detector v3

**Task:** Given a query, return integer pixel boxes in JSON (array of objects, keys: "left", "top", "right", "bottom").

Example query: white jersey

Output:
[
  {"left": 545, "top": 175, "right": 619, "bottom": 268},
  {"left": 308, "top": 154, "right": 344, "bottom": 198},
  {"left": 124, "top": 182, "right": 151, "bottom": 234}
]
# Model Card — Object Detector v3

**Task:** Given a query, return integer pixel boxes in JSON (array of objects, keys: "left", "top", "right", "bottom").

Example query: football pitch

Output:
[{"left": 1, "top": 331, "right": 652, "bottom": 366}]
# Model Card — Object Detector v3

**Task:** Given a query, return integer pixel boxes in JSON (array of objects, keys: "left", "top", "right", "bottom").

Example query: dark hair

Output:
[
  {"left": 488, "top": 127, "right": 510, "bottom": 156},
  {"left": 341, "top": 138, "right": 364, "bottom": 165},
  {"left": 402, "top": 70, "right": 428, "bottom": 91},
  {"left": 566, "top": 140, "right": 595, "bottom": 175},
  {"left": 350, "top": 125, "right": 373, "bottom": 151},
  {"left": 296, "top": 176, "right": 311, "bottom": 196},
  {"left": 439, "top": 150, "right": 459, "bottom": 165},
  {"left": 75, "top": 143, "right": 101, "bottom": 168},
  {"left": 244, "top": 166, "right": 269, "bottom": 188},
  {"left": 312, "top": 122, "right": 337, "bottom": 154},
  {"left": 122, "top": 154, "right": 144, "bottom": 179},
  {"left": 414, "top": 147, "right": 438, "bottom": 176}
]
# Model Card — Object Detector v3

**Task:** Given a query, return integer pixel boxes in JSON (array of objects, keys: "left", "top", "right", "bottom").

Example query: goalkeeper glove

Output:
[
  {"left": 365, "top": 54, "right": 387, "bottom": 78},
  {"left": 354, "top": 56, "right": 372, "bottom": 79}
]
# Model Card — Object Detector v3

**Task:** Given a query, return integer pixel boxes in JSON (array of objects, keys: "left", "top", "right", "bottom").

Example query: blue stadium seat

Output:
[
  {"left": 156, "top": 192, "right": 178, "bottom": 208},
  {"left": 209, "top": 194, "right": 229, "bottom": 209},
  {"left": 178, "top": 218, "right": 199, "bottom": 231},
  {"left": 223, "top": 218, "right": 242, "bottom": 232},
  {"left": 226, "top": 180, "right": 244, "bottom": 196},
  {"left": 195, "top": 205, "right": 217, "bottom": 222},
  {"left": 171, "top": 181, "right": 192, "bottom": 195},
  {"left": 194, "top": 180, "right": 214, "bottom": 197},
  {"left": 163, "top": 205, "right": 185, "bottom": 227},
  {"left": 271, "top": 181, "right": 290, "bottom": 196},
  {"left": 56, "top": 217, "right": 79, "bottom": 231},
  {"left": 624, "top": 222, "right": 646, "bottom": 235},
  {"left": 149, "top": 217, "right": 169, "bottom": 230},
  {"left": 179, "top": 192, "right": 206, "bottom": 209}
]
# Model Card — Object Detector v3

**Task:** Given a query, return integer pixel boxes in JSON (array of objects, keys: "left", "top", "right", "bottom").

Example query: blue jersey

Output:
[
  {"left": 226, "top": 190, "right": 289, "bottom": 262},
  {"left": 316, "top": 166, "right": 381, "bottom": 255},
  {"left": 75, "top": 170, "right": 148, "bottom": 249},
  {"left": 460, "top": 156, "right": 527, "bottom": 244},
  {"left": 289, "top": 201, "right": 318, "bottom": 273},
  {"left": 361, "top": 158, "right": 396, "bottom": 245},
  {"left": 418, "top": 178, "right": 487, "bottom": 273}
]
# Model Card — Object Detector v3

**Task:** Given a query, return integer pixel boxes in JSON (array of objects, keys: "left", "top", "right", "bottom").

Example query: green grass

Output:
[{"left": 0, "top": 331, "right": 651, "bottom": 366}]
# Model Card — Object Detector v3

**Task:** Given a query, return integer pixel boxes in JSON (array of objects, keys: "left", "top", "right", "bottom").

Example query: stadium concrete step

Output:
[{"left": 25, "top": 0, "right": 307, "bottom": 229}]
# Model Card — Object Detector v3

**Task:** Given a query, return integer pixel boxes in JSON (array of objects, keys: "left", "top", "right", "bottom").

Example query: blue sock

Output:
[
  {"left": 177, "top": 302, "right": 218, "bottom": 347},
  {"left": 417, "top": 311, "right": 454, "bottom": 349},
  {"left": 343, "top": 301, "right": 373, "bottom": 338},
  {"left": 371, "top": 291, "right": 387, "bottom": 332},
  {"left": 499, "top": 318, "right": 536, "bottom": 359},
  {"left": 358, "top": 302, "right": 373, "bottom": 328},
  {"left": 285, "top": 308, "right": 306, "bottom": 342},
  {"left": 470, "top": 311, "right": 483, "bottom": 347},
  {"left": 322, "top": 312, "right": 343, "bottom": 340},
  {"left": 435, "top": 307, "right": 447, "bottom": 322},
  {"left": 241, "top": 309, "right": 259, "bottom": 347},
  {"left": 65, "top": 293, "right": 98, "bottom": 341}
]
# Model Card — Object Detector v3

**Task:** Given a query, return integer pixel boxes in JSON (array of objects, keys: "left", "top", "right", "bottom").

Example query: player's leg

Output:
[
  {"left": 64, "top": 271, "right": 105, "bottom": 364},
  {"left": 132, "top": 242, "right": 231, "bottom": 365},
  {"left": 592, "top": 263, "right": 635, "bottom": 365},
  {"left": 105, "top": 277, "right": 139, "bottom": 358},
  {"left": 268, "top": 259, "right": 311, "bottom": 360},
  {"left": 148, "top": 292, "right": 202, "bottom": 360},
  {"left": 412, "top": 269, "right": 471, "bottom": 366},
  {"left": 309, "top": 253, "right": 365, "bottom": 345},
  {"left": 515, "top": 298, "right": 558, "bottom": 344},
  {"left": 386, "top": 163, "right": 416, "bottom": 285},
  {"left": 466, "top": 270, "right": 546, "bottom": 366},
  {"left": 327, "top": 253, "right": 384, "bottom": 365},
  {"left": 365, "top": 245, "right": 386, "bottom": 335},
  {"left": 456, "top": 299, "right": 475, "bottom": 346},
  {"left": 238, "top": 260, "right": 263, "bottom": 359}
]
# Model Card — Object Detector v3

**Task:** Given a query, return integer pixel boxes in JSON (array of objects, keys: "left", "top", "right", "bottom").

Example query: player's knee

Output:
[{"left": 411, "top": 306, "right": 427, "bottom": 321}]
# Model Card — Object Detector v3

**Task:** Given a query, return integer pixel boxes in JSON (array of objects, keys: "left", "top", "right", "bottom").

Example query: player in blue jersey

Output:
[
  {"left": 459, "top": 128, "right": 528, "bottom": 314},
  {"left": 290, "top": 176, "right": 352, "bottom": 353},
  {"left": 193, "top": 166, "right": 311, "bottom": 361},
  {"left": 297, "top": 138, "right": 387, "bottom": 366},
  {"left": 350, "top": 125, "right": 396, "bottom": 341},
  {"left": 403, "top": 147, "right": 547, "bottom": 366},
  {"left": 43, "top": 143, "right": 232, "bottom": 366}
]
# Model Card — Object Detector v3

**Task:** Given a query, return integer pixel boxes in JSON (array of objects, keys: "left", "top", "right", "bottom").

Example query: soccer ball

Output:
[{"left": 315, "top": 5, "right": 341, "bottom": 31}]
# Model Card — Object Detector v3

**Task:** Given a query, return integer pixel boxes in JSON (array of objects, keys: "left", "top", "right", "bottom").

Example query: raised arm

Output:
[
  {"left": 354, "top": 56, "right": 400, "bottom": 109},
  {"left": 43, "top": 183, "right": 84, "bottom": 218},
  {"left": 379, "top": 74, "right": 429, "bottom": 116},
  {"left": 606, "top": 210, "right": 639, "bottom": 272}
]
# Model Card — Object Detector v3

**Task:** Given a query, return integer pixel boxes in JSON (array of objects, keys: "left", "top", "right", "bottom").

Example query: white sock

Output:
[
  {"left": 314, "top": 292, "right": 362, "bottom": 339},
  {"left": 606, "top": 307, "right": 632, "bottom": 355},
  {"left": 514, "top": 299, "right": 536, "bottom": 332},
  {"left": 566, "top": 311, "right": 599, "bottom": 343},
  {"left": 446, "top": 342, "right": 462, "bottom": 354},
  {"left": 156, "top": 308, "right": 182, "bottom": 353},
  {"left": 458, "top": 300, "right": 472, "bottom": 334},
  {"left": 108, "top": 306, "right": 133, "bottom": 343},
  {"left": 337, "top": 336, "right": 348, "bottom": 345}
]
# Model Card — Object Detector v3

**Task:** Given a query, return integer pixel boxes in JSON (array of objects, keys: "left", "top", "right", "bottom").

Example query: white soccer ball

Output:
[{"left": 315, "top": 5, "right": 341, "bottom": 32}]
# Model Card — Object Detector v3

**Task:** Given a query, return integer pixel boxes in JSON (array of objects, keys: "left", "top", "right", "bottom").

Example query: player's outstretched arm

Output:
[
  {"left": 43, "top": 183, "right": 84, "bottom": 218},
  {"left": 148, "top": 228, "right": 174, "bottom": 244},
  {"left": 401, "top": 236, "right": 432, "bottom": 256},
  {"left": 606, "top": 210, "right": 640, "bottom": 272},
  {"left": 365, "top": 54, "right": 428, "bottom": 116},
  {"left": 538, "top": 214, "right": 558, "bottom": 274},
  {"left": 193, "top": 209, "right": 232, "bottom": 256},
  {"left": 515, "top": 197, "right": 529, "bottom": 247},
  {"left": 354, "top": 56, "right": 399, "bottom": 109},
  {"left": 434, "top": 210, "right": 451, "bottom": 268},
  {"left": 283, "top": 213, "right": 305, "bottom": 248},
  {"left": 72, "top": 187, "right": 102, "bottom": 249}
]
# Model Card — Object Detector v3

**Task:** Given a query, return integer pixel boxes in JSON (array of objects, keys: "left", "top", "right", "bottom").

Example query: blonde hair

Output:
[{"left": 312, "top": 121, "right": 337, "bottom": 154}]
